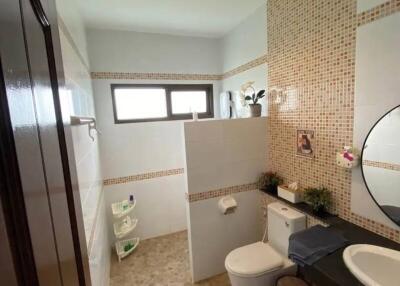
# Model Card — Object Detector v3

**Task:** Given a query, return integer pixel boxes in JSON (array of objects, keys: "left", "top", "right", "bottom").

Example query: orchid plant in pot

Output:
[{"left": 241, "top": 81, "right": 266, "bottom": 117}]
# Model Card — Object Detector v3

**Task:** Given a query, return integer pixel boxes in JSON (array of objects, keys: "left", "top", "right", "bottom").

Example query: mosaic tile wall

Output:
[{"left": 266, "top": 0, "right": 400, "bottom": 243}]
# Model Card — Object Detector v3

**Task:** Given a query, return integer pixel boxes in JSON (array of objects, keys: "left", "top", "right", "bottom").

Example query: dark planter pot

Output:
[
  {"left": 312, "top": 207, "right": 326, "bottom": 216},
  {"left": 249, "top": 104, "right": 262, "bottom": 117},
  {"left": 263, "top": 184, "right": 278, "bottom": 195}
]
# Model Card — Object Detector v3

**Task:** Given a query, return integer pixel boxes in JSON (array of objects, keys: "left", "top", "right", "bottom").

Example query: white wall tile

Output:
[
  {"left": 184, "top": 117, "right": 267, "bottom": 281},
  {"left": 185, "top": 139, "right": 224, "bottom": 170},
  {"left": 186, "top": 164, "right": 225, "bottom": 194},
  {"left": 221, "top": 159, "right": 266, "bottom": 187},
  {"left": 93, "top": 79, "right": 221, "bottom": 179},
  {"left": 88, "top": 194, "right": 110, "bottom": 286},
  {"left": 57, "top": 4, "right": 110, "bottom": 284},
  {"left": 185, "top": 118, "right": 267, "bottom": 194},
  {"left": 188, "top": 191, "right": 262, "bottom": 282},
  {"left": 105, "top": 174, "right": 187, "bottom": 241},
  {"left": 184, "top": 120, "right": 223, "bottom": 143}
]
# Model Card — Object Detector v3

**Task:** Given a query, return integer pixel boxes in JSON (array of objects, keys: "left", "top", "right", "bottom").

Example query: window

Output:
[
  {"left": 171, "top": 91, "right": 208, "bottom": 114},
  {"left": 111, "top": 84, "right": 213, "bottom": 123},
  {"left": 113, "top": 88, "right": 167, "bottom": 120}
]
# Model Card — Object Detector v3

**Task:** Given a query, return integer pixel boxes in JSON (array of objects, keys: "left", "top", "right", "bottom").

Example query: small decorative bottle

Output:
[{"left": 192, "top": 111, "right": 198, "bottom": 121}]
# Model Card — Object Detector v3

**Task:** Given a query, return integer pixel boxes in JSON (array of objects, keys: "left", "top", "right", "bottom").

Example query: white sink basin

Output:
[{"left": 343, "top": 244, "right": 400, "bottom": 286}]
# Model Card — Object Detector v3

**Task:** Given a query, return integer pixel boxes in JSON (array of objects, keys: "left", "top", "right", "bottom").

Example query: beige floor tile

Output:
[{"left": 110, "top": 231, "right": 230, "bottom": 286}]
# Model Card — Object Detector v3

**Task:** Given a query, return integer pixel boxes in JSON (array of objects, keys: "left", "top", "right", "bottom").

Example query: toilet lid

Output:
[{"left": 225, "top": 242, "right": 284, "bottom": 277}]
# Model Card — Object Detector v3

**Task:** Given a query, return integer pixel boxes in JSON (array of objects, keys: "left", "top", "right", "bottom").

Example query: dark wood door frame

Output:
[
  {"left": 24, "top": 0, "right": 89, "bottom": 285},
  {"left": 0, "top": 0, "right": 90, "bottom": 284},
  {"left": 0, "top": 57, "right": 39, "bottom": 286},
  {"left": 27, "top": 2, "right": 87, "bottom": 284}
]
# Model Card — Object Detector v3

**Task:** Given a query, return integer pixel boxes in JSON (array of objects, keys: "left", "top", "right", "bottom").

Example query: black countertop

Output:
[
  {"left": 260, "top": 190, "right": 400, "bottom": 286},
  {"left": 260, "top": 190, "right": 336, "bottom": 223},
  {"left": 301, "top": 217, "right": 400, "bottom": 286}
]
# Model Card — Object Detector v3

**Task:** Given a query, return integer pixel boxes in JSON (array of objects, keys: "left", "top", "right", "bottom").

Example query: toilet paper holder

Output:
[{"left": 218, "top": 195, "right": 237, "bottom": 215}]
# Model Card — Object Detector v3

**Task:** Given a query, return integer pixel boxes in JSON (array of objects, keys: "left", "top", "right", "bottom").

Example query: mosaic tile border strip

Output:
[
  {"left": 57, "top": 16, "right": 91, "bottom": 73},
  {"left": 91, "top": 72, "right": 223, "bottom": 81},
  {"left": 357, "top": 0, "right": 400, "bottom": 27},
  {"left": 103, "top": 168, "right": 185, "bottom": 186},
  {"left": 222, "top": 54, "right": 268, "bottom": 79},
  {"left": 186, "top": 183, "right": 259, "bottom": 203},
  {"left": 363, "top": 160, "right": 400, "bottom": 172},
  {"left": 90, "top": 54, "right": 268, "bottom": 81}
]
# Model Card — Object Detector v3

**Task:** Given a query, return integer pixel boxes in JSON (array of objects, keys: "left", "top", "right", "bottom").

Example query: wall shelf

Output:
[
  {"left": 115, "top": 237, "right": 140, "bottom": 262},
  {"left": 111, "top": 197, "right": 139, "bottom": 262},
  {"left": 113, "top": 216, "right": 138, "bottom": 239},
  {"left": 111, "top": 199, "right": 136, "bottom": 219}
]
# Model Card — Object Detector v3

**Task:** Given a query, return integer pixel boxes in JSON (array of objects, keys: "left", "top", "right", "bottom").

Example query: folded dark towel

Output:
[{"left": 288, "top": 225, "right": 348, "bottom": 266}]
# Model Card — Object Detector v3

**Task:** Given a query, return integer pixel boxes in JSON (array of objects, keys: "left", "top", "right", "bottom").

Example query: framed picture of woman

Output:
[{"left": 296, "top": 129, "right": 315, "bottom": 158}]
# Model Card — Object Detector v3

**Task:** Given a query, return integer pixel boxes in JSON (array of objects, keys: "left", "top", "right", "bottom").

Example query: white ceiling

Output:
[{"left": 79, "top": 0, "right": 266, "bottom": 38}]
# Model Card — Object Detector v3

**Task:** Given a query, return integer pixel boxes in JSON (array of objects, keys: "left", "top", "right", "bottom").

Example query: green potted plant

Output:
[
  {"left": 304, "top": 187, "right": 332, "bottom": 214},
  {"left": 241, "top": 81, "right": 266, "bottom": 117},
  {"left": 258, "top": 172, "right": 283, "bottom": 195}
]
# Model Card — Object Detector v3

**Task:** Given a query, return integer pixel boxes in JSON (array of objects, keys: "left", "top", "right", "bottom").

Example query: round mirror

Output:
[{"left": 361, "top": 105, "right": 400, "bottom": 226}]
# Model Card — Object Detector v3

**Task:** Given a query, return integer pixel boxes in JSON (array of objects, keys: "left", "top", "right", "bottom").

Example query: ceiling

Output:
[{"left": 79, "top": 0, "right": 266, "bottom": 38}]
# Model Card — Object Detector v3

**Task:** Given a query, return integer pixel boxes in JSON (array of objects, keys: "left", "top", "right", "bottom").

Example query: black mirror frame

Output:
[{"left": 360, "top": 104, "right": 400, "bottom": 227}]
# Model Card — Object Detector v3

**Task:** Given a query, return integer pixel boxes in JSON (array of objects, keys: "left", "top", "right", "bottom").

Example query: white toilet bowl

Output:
[
  {"left": 225, "top": 202, "right": 306, "bottom": 286},
  {"left": 225, "top": 242, "right": 296, "bottom": 286}
]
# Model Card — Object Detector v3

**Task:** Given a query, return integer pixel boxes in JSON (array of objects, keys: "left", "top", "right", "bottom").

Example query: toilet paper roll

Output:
[{"left": 218, "top": 195, "right": 237, "bottom": 214}]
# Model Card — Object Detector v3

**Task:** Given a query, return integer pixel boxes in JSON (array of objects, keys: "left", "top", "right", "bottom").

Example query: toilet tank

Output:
[{"left": 267, "top": 202, "right": 306, "bottom": 257}]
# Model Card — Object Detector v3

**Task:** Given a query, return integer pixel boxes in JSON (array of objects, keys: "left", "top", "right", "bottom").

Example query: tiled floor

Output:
[{"left": 110, "top": 231, "right": 231, "bottom": 286}]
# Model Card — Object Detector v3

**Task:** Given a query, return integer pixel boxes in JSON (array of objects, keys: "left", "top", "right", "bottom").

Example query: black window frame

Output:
[{"left": 111, "top": 84, "right": 214, "bottom": 124}]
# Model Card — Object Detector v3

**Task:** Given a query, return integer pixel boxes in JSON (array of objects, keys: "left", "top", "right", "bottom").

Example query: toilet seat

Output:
[{"left": 225, "top": 242, "right": 284, "bottom": 278}]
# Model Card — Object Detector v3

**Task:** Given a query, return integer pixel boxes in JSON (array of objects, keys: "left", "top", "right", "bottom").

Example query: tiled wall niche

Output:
[{"left": 266, "top": 0, "right": 400, "bottom": 242}]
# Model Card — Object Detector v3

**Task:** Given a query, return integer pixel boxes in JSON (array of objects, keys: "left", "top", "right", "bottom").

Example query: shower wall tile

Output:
[
  {"left": 105, "top": 174, "right": 187, "bottom": 240},
  {"left": 57, "top": 7, "right": 110, "bottom": 285}
]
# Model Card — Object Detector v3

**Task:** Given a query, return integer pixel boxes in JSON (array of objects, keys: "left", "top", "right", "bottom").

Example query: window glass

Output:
[
  {"left": 171, "top": 91, "right": 207, "bottom": 114},
  {"left": 112, "top": 84, "right": 213, "bottom": 123},
  {"left": 114, "top": 88, "right": 167, "bottom": 120}
]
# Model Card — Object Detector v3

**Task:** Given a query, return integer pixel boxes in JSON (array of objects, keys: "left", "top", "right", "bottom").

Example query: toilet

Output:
[{"left": 225, "top": 202, "right": 306, "bottom": 286}]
